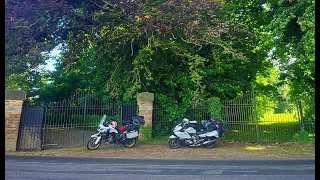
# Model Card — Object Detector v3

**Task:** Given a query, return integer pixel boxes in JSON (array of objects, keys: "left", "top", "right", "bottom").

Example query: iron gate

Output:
[
  {"left": 16, "top": 107, "right": 44, "bottom": 151},
  {"left": 40, "top": 92, "right": 137, "bottom": 149}
]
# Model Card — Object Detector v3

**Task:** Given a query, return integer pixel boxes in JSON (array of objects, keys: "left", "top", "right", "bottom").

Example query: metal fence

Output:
[
  {"left": 152, "top": 93, "right": 315, "bottom": 143},
  {"left": 18, "top": 92, "right": 136, "bottom": 151},
  {"left": 17, "top": 92, "right": 314, "bottom": 151}
]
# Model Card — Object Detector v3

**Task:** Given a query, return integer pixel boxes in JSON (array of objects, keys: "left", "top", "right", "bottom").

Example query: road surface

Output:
[{"left": 5, "top": 155, "right": 314, "bottom": 180}]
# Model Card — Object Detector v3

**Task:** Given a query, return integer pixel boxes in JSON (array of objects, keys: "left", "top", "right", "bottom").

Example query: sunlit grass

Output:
[
  {"left": 245, "top": 146, "right": 265, "bottom": 151},
  {"left": 258, "top": 110, "right": 299, "bottom": 125}
]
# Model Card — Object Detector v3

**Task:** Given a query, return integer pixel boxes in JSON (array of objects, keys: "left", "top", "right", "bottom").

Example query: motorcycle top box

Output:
[
  {"left": 125, "top": 124, "right": 139, "bottom": 131},
  {"left": 123, "top": 116, "right": 145, "bottom": 126}
]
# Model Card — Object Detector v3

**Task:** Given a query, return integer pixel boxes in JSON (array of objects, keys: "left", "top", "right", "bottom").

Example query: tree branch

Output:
[
  {"left": 178, "top": 34, "right": 202, "bottom": 50},
  {"left": 90, "top": 0, "right": 113, "bottom": 11},
  {"left": 11, "top": 17, "right": 41, "bottom": 29}
]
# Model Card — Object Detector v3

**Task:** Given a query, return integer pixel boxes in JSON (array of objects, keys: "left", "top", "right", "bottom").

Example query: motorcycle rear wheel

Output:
[
  {"left": 168, "top": 138, "right": 181, "bottom": 149},
  {"left": 124, "top": 138, "right": 136, "bottom": 148},
  {"left": 87, "top": 137, "right": 101, "bottom": 150},
  {"left": 203, "top": 141, "right": 216, "bottom": 149}
]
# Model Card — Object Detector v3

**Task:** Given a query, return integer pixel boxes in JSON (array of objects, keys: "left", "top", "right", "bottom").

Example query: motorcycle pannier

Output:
[{"left": 126, "top": 130, "right": 138, "bottom": 139}]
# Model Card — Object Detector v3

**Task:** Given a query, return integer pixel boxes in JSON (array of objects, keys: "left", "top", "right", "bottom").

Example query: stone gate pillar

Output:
[
  {"left": 137, "top": 92, "right": 154, "bottom": 140},
  {"left": 5, "top": 90, "right": 26, "bottom": 151}
]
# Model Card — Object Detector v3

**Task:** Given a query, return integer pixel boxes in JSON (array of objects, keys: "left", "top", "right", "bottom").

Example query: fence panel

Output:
[
  {"left": 256, "top": 102, "right": 300, "bottom": 143},
  {"left": 152, "top": 105, "right": 174, "bottom": 138},
  {"left": 221, "top": 93, "right": 258, "bottom": 142},
  {"left": 151, "top": 93, "right": 315, "bottom": 143}
]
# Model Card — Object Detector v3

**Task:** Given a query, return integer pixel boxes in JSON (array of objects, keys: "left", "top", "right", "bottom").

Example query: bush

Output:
[
  {"left": 292, "top": 129, "right": 314, "bottom": 143},
  {"left": 140, "top": 125, "right": 152, "bottom": 142}
]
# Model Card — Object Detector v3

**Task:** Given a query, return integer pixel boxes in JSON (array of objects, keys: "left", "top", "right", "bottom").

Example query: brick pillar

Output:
[
  {"left": 5, "top": 90, "right": 26, "bottom": 151},
  {"left": 137, "top": 92, "right": 154, "bottom": 140}
]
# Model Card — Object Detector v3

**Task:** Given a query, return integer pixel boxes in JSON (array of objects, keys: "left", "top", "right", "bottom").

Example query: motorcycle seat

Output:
[{"left": 117, "top": 126, "right": 126, "bottom": 132}]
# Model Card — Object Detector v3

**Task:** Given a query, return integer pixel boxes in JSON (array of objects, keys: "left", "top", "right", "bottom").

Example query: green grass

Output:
[
  {"left": 224, "top": 122, "right": 301, "bottom": 143},
  {"left": 259, "top": 111, "right": 299, "bottom": 125},
  {"left": 139, "top": 136, "right": 168, "bottom": 144}
]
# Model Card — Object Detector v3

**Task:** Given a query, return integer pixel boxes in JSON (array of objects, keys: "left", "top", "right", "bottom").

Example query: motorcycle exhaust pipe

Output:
[{"left": 203, "top": 139, "right": 217, "bottom": 145}]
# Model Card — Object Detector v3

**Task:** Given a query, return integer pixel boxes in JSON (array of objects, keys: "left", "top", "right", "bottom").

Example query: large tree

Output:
[
  {"left": 222, "top": 0, "right": 315, "bottom": 101},
  {"left": 7, "top": 0, "right": 301, "bottom": 109},
  {"left": 51, "top": 0, "right": 266, "bottom": 106},
  {"left": 5, "top": 0, "right": 73, "bottom": 95}
]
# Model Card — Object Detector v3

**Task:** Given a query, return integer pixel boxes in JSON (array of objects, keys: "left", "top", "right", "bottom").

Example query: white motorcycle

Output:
[
  {"left": 87, "top": 115, "right": 144, "bottom": 150},
  {"left": 168, "top": 118, "right": 224, "bottom": 149}
]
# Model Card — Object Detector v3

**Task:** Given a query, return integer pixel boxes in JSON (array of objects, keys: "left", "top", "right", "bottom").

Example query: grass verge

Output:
[{"left": 6, "top": 140, "right": 314, "bottom": 160}]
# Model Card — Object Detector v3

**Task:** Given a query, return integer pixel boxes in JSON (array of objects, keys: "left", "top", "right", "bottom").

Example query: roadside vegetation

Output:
[
  {"left": 5, "top": 0, "right": 314, "bottom": 146},
  {"left": 6, "top": 140, "right": 314, "bottom": 160}
]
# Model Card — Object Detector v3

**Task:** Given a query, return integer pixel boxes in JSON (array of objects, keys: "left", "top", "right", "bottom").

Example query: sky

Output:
[{"left": 40, "top": 44, "right": 62, "bottom": 72}]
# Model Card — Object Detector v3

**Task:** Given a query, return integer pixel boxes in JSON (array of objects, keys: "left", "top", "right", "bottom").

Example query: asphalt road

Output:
[{"left": 5, "top": 155, "right": 314, "bottom": 180}]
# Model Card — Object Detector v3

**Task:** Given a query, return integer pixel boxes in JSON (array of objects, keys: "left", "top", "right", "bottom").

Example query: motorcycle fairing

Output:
[
  {"left": 90, "top": 133, "right": 100, "bottom": 138},
  {"left": 169, "top": 135, "right": 177, "bottom": 139},
  {"left": 184, "top": 127, "right": 197, "bottom": 134},
  {"left": 198, "top": 130, "right": 219, "bottom": 138},
  {"left": 174, "top": 131, "right": 192, "bottom": 139}
]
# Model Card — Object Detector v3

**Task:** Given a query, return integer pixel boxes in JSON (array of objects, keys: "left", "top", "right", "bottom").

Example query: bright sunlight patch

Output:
[
  {"left": 259, "top": 110, "right": 299, "bottom": 125},
  {"left": 245, "top": 146, "right": 265, "bottom": 151}
]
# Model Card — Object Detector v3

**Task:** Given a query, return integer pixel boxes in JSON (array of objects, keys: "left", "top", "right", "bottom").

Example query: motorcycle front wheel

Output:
[
  {"left": 87, "top": 137, "right": 101, "bottom": 150},
  {"left": 168, "top": 138, "right": 180, "bottom": 149},
  {"left": 124, "top": 138, "right": 136, "bottom": 148}
]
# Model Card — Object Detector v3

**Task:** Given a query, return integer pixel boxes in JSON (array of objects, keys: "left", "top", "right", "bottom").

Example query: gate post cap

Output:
[
  {"left": 137, "top": 92, "right": 154, "bottom": 101},
  {"left": 5, "top": 90, "right": 26, "bottom": 100}
]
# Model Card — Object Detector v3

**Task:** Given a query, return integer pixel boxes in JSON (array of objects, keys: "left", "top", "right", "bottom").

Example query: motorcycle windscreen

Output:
[{"left": 99, "top": 115, "right": 107, "bottom": 126}]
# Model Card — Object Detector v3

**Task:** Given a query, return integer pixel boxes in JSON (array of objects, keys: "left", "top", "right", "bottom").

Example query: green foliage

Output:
[
  {"left": 206, "top": 97, "right": 223, "bottom": 120},
  {"left": 155, "top": 93, "right": 190, "bottom": 122},
  {"left": 292, "top": 129, "right": 314, "bottom": 144},
  {"left": 46, "top": 0, "right": 262, "bottom": 104},
  {"left": 6, "top": 0, "right": 314, "bottom": 137},
  {"left": 38, "top": 48, "right": 111, "bottom": 102},
  {"left": 223, "top": 0, "right": 314, "bottom": 111},
  {"left": 5, "top": 73, "right": 30, "bottom": 90},
  {"left": 255, "top": 94, "right": 276, "bottom": 120},
  {"left": 139, "top": 125, "right": 152, "bottom": 142},
  {"left": 152, "top": 122, "right": 173, "bottom": 138},
  {"left": 5, "top": 0, "right": 71, "bottom": 87}
]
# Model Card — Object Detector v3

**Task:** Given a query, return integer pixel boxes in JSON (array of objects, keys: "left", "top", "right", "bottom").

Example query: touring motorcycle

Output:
[
  {"left": 168, "top": 117, "right": 224, "bottom": 149},
  {"left": 87, "top": 115, "right": 145, "bottom": 150}
]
